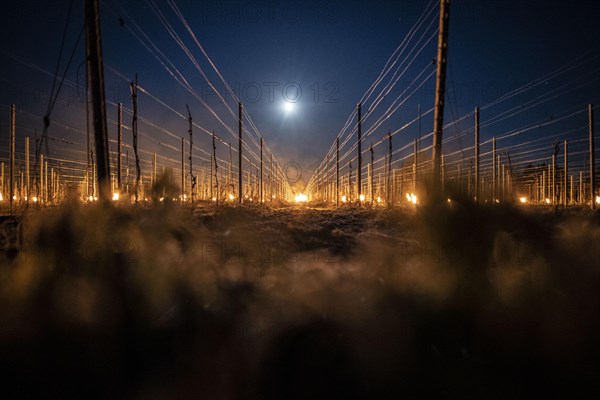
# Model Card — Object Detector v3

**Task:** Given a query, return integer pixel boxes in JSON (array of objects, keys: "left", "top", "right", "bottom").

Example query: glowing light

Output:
[
  {"left": 93, "top": 197, "right": 98, "bottom": 201},
  {"left": 159, "top": 197, "right": 165, "bottom": 202},
  {"left": 212, "top": 197, "right": 217, "bottom": 202},
  {"left": 359, "top": 194, "right": 365, "bottom": 202},
  {"left": 545, "top": 198, "right": 551, "bottom": 204},
  {"left": 295, "top": 193, "right": 308, "bottom": 203},
  {"left": 283, "top": 101, "right": 295, "bottom": 113},
  {"left": 447, "top": 198, "right": 452, "bottom": 203},
  {"left": 32, "top": 197, "right": 38, "bottom": 203},
  {"left": 519, "top": 197, "right": 527, "bottom": 204},
  {"left": 13, "top": 195, "right": 17, "bottom": 201},
  {"left": 341, "top": 195, "right": 347, "bottom": 203},
  {"left": 112, "top": 192, "right": 120, "bottom": 201},
  {"left": 88, "top": 195, "right": 94, "bottom": 202},
  {"left": 377, "top": 197, "right": 381, "bottom": 203},
  {"left": 0, "top": 193, "right": 3, "bottom": 201},
  {"left": 406, "top": 193, "right": 417, "bottom": 204},
  {"left": 596, "top": 195, "right": 600, "bottom": 204},
  {"left": 229, "top": 194, "right": 235, "bottom": 201}
]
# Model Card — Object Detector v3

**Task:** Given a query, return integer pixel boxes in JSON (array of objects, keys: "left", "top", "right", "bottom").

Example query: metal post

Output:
[
  {"left": 589, "top": 104, "right": 595, "bottom": 209},
  {"left": 570, "top": 175, "right": 573, "bottom": 206},
  {"left": 126, "top": 150, "right": 129, "bottom": 195},
  {"left": 260, "top": 137, "right": 263, "bottom": 203},
  {"left": 181, "top": 137, "right": 185, "bottom": 201},
  {"left": 187, "top": 104, "right": 194, "bottom": 204},
  {"left": 229, "top": 143, "right": 233, "bottom": 196},
  {"left": 19, "top": 171, "right": 23, "bottom": 204},
  {"left": 270, "top": 153, "right": 273, "bottom": 200},
  {"left": 40, "top": 154, "right": 44, "bottom": 203},
  {"left": 431, "top": 0, "right": 451, "bottom": 188},
  {"left": 498, "top": 155, "right": 502, "bottom": 201},
  {"left": 392, "top": 169, "right": 397, "bottom": 205},
  {"left": 474, "top": 107, "right": 480, "bottom": 202},
  {"left": 9, "top": 104, "right": 15, "bottom": 210},
  {"left": 50, "top": 168, "right": 54, "bottom": 202},
  {"left": 348, "top": 161, "right": 352, "bottom": 200},
  {"left": 388, "top": 132, "right": 392, "bottom": 204},
  {"left": 564, "top": 140, "right": 568, "bottom": 207},
  {"left": 130, "top": 76, "right": 140, "bottom": 202},
  {"left": 336, "top": 137, "right": 340, "bottom": 206},
  {"left": 542, "top": 169, "right": 546, "bottom": 202},
  {"left": 85, "top": 0, "right": 110, "bottom": 202},
  {"left": 370, "top": 143, "right": 374, "bottom": 203},
  {"left": 492, "top": 137, "right": 496, "bottom": 202},
  {"left": 552, "top": 154, "right": 556, "bottom": 204},
  {"left": 357, "top": 103, "right": 362, "bottom": 199},
  {"left": 547, "top": 164, "right": 551, "bottom": 201},
  {"left": 502, "top": 163, "right": 506, "bottom": 201},
  {"left": 213, "top": 133, "right": 218, "bottom": 203},
  {"left": 117, "top": 102, "right": 122, "bottom": 190},
  {"left": 45, "top": 161, "right": 48, "bottom": 203},
  {"left": 238, "top": 102, "right": 243, "bottom": 204},
  {"left": 413, "top": 138, "right": 418, "bottom": 193},
  {"left": 24, "top": 137, "right": 29, "bottom": 204},
  {"left": 580, "top": 170, "right": 583, "bottom": 204}
]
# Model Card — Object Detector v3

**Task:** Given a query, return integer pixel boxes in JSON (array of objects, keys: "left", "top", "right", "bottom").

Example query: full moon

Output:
[{"left": 283, "top": 101, "right": 295, "bottom": 112}]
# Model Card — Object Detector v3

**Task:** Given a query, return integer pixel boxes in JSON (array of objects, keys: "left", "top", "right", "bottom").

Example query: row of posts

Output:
[
  {"left": 309, "top": 104, "right": 597, "bottom": 209},
  {"left": 1, "top": 102, "right": 291, "bottom": 210}
]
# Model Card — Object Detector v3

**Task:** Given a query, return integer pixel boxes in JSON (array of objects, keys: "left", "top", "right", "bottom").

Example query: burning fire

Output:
[
  {"left": 295, "top": 193, "right": 307, "bottom": 203},
  {"left": 406, "top": 193, "right": 418, "bottom": 204}
]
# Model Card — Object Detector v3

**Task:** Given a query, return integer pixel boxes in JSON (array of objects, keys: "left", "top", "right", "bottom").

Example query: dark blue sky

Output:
[{"left": 1, "top": 0, "right": 599, "bottom": 189}]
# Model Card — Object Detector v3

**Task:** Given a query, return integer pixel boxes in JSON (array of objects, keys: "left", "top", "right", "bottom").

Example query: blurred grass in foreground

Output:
[{"left": 1, "top": 199, "right": 599, "bottom": 399}]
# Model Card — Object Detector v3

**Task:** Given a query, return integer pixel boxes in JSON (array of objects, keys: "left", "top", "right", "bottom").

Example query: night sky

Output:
[{"left": 1, "top": 0, "right": 599, "bottom": 191}]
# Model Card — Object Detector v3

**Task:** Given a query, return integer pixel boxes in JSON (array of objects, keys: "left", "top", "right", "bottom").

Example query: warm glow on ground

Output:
[
  {"left": 406, "top": 193, "right": 418, "bottom": 204},
  {"left": 295, "top": 193, "right": 307, "bottom": 203}
]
